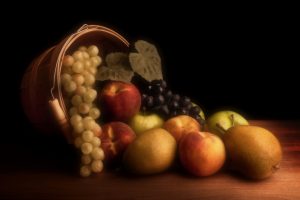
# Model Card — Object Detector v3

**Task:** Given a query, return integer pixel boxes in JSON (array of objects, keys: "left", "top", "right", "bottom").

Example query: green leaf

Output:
[
  {"left": 129, "top": 40, "right": 163, "bottom": 82},
  {"left": 105, "top": 52, "right": 131, "bottom": 70},
  {"left": 96, "top": 52, "right": 134, "bottom": 83}
]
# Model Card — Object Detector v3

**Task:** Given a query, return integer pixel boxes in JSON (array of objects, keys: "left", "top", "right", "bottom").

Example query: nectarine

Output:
[
  {"left": 163, "top": 115, "right": 201, "bottom": 142},
  {"left": 179, "top": 131, "right": 226, "bottom": 176},
  {"left": 100, "top": 122, "right": 136, "bottom": 164}
]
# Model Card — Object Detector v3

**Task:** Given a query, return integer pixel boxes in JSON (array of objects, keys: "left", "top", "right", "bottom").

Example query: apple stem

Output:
[
  {"left": 216, "top": 123, "right": 227, "bottom": 134},
  {"left": 230, "top": 114, "right": 235, "bottom": 126}
]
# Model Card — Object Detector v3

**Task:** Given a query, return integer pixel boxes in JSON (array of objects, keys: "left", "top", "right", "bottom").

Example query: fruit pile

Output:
[{"left": 61, "top": 41, "right": 282, "bottom": 180}]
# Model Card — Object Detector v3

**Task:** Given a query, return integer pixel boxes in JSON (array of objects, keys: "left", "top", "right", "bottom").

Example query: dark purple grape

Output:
[
  {"left": 147, "top": 85, "right": 153, "bottom": 92},
  {"left": 180, "top": 96, "right": 191, "bottom": 106},
  {"left": 185, "top": 103, "right": 193, "bottom": 111},
  {"left": 190, "top": 113, "right": 200, "bottom": 120},
  {"left": 190, "top": 106, "right": 200, "bottom": 115},
  {"left": 161, "top": 80, "right": 167, "bottom": 89},
  {"left": 153, "top": 85, "right": 164, "bottom": 94},
  {"left": 141, "top": 106, "right": 147, "bottom": 112},
  {"left": 154, "top": 95, "right": 165, "bottom": 106},
  {"left": 169, "top": 100, "right": 179, "bottom": 109},
  {"left": 152, "top": 106, "right": 161, "bottom": 112},
  {"left": 145, "top": 96, "right": 154, "bottom": 108},
  {"left": 170, "top": 110, "right": 178, "bottom": 117},
  {"left": 140, "top": 80, "right": 205, "bottom": 122},
  {"left": 172, "top": 94, "right": 181, "bottom": 102},
  {"left": 164, "top": 90, "right": 173, "bottom": 101},
  {"left": 194, "top": 115, "right": 201, "bottom": 121},
  {"left": 178, "top": 108, "right": 188, "bottom": 115},
  {"left": 160, "top": 105, "right": 170, "bottom": 116},
  {"left": 142, "top": 94, "right": 148, "bottom": 101}
]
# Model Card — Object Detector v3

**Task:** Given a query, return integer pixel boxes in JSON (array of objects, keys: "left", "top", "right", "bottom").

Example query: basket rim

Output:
[{"left": 51, "top": 24, "right": 130, "bottom": 121}]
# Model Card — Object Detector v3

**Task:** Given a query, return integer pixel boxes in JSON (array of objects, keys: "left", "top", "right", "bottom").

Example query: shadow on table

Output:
[{"left": 0, "top": 121, "right": 78, "bottom": 175}]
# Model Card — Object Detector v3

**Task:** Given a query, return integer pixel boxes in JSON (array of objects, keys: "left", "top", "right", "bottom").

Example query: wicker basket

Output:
[{"left": 21, "top": 24, "right": 129, "bottom": 142}]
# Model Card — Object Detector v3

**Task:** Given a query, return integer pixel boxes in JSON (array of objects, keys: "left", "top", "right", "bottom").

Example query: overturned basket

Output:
[{"left": 21, "top": 24, "right": 129, "bottom": 141}]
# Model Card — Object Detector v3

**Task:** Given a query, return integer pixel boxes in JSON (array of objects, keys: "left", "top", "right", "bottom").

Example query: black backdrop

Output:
[
  {"left": 6, "top": 5, "right": 299, "bottom": 138},
  {"left": 0, "top": 2, "right": 297, "bottom": 183},
  {"left": 0, "top": 4, "right": 299, "bottom": 198}
]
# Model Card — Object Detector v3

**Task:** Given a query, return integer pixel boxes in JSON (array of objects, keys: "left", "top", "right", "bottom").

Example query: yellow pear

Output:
[
  {"left": 223, "top": 125, "right": 282, "bottom": 179},
  {"left": 123, "top": 128, "right": 176, "bottom": 175}
]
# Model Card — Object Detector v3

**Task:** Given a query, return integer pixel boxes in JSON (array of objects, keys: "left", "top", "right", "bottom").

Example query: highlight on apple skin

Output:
[
  {"left": 179, "top": 131, "right": 226, "bottom": 177},
  {"left": 98, "top": 81, "right": 141, "bottom": 122},
  {"left": 163, "top": 115, "right": 201, "bottom": 142}
]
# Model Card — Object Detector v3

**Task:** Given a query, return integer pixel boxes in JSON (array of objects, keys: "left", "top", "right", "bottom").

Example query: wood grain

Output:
[{"left": 0, "top": 120, "right": 299, "bottom": 200}]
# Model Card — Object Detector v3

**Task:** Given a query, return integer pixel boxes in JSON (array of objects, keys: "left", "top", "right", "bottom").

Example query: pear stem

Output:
[{"left": 230, "top": 114, "right": 235, "bottom": 126}]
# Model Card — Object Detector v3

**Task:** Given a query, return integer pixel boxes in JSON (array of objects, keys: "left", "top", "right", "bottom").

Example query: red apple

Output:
[
  {"left": 179, "top": 131, "right": 226, "bottom": 176},
  {"left": 100, "top": 122, "right": 136, "bottom": 164},
  {"left": 99, "top": 81, "right": 141, "bottom": 122},
  {"left": 163, "top": 115, "right": 201, "bottom": 142}
]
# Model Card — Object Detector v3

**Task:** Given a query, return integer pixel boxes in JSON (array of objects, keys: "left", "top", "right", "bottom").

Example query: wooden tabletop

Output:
[{"left": 1, "top": 120, "right": 299, "bottom": 200}]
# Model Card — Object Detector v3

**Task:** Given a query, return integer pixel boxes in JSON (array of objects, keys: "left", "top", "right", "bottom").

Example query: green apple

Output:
[
  {"left": 207, "top": 110, "right": 248, "bottom": 138},
  {"left": 129, "top": 112, "right": 164, "bottom": 135}
]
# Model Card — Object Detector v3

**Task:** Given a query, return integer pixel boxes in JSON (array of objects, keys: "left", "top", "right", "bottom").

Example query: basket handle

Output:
[
  {"left": 76, "top": 24, "right": 89, "bottom": 32},
  {"left": 49, "top": 99, "right": 72, "bottom": 144},
  {"left": 76, "top": 24, "right": 107, "bottom": 32}
]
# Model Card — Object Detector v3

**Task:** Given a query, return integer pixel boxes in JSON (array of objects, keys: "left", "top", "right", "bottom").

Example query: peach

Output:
[
  {"left": 100, "top": 122, "right": 136, "bottom": 164},
  {"left": 163, "top": 115, "right": 201, "bottom": 142},
  {"left": 179, "top": 131, "right": 226, "bottom": 176},
  {"left": 98, "top": 81, "right": 141, "bottom": 122}
]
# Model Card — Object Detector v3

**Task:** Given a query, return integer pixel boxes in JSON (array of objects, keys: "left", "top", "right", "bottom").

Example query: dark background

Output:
[
  {"left": 0, "top": 3, "right": 299, "bottom": 198},
  {"left": 3, "top": 4, "right": 299, "bottom": 142}
]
